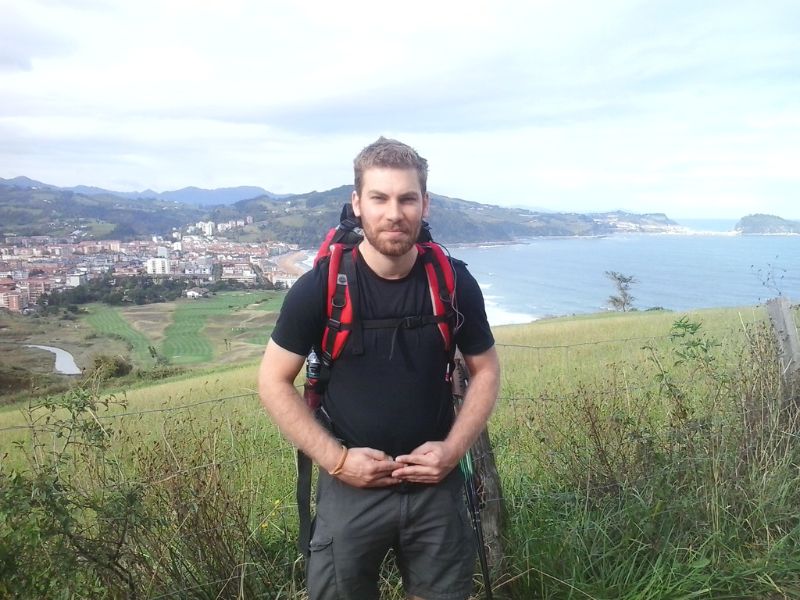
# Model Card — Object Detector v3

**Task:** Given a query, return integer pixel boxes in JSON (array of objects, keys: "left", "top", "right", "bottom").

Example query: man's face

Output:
[{"left": 352, "top": 167, "right": 429, "bottom": 258}]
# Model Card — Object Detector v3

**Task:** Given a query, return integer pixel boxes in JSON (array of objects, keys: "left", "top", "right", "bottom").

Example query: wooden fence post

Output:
[
  {"left": 766, "top": 297, "right": 800, "bottom": 409},
  {"left": 453, "top": 351, "right": 507, "bottom": 587}
]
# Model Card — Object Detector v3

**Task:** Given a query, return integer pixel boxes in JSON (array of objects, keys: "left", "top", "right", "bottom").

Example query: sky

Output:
[{"left": 1, "top": 0, "right": 799, "bottom": 220}]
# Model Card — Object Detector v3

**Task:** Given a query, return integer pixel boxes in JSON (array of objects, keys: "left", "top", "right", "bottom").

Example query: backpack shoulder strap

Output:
[
  {"left": 320, "top": 243, "right": 360, "bottom": 363},
  {"left": 417, "top": 242, "right": 456, "bottom": 351}
]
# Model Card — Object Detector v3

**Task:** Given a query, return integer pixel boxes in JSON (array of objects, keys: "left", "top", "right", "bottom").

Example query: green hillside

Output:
[
  {"left": 0, "top": 186, "right": 204, "bottom": 238},
  {"left": 3, "top": 304, "right": 800, "bottom": 598},
  {"left": 1, "top": 179, "right": 678, "bottom": 244},
  {"left": 225, "top": 187, "right": 678, "bottom": 245}
]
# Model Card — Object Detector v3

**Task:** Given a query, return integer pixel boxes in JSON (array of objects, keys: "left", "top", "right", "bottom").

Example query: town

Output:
[{"left": 0, "top": 217, "right": 304, "bottom": 312}]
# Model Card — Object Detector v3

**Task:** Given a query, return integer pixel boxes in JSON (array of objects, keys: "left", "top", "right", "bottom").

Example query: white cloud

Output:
[{"left": 1, "top": 0, "right": 799, "bottom": 218}]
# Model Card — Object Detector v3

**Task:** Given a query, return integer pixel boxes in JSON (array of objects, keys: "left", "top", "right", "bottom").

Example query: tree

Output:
[{"left": 605, "top": 271, "right": 637, "bottom": 312}]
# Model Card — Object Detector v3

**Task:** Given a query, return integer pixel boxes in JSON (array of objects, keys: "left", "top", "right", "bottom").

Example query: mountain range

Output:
[
  {"left": 0, "top": 176, "right": 284, "bottom": 206},
  {"left": 0, "top": 175, "right": 688, "bottom": 245}
]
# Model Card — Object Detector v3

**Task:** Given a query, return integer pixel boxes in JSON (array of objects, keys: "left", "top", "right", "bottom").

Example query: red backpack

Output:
[
  {"left": 305, "top": 204, "right": 458, "bottom": 398},
  {"left": 296, "top": 204, "right": 458, "bottom": 555}
]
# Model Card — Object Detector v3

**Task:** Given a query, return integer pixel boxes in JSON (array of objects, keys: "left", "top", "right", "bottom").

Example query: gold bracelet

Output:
[{"left": 329, "top": 445, "right": 348, "bottom": 476}]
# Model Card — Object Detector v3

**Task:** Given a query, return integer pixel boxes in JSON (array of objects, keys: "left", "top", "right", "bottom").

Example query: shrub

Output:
[{"left": 91, "top": 354, "right": 132, "bottom": 379}]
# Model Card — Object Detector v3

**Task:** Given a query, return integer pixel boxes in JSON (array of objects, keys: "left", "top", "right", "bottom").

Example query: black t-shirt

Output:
[{"left": 270, "top": 247, "right": 494, "bottom": 457}]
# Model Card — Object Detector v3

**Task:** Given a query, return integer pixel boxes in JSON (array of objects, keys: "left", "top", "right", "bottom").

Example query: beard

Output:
[{"left": 361, "top": 219, "right": 421, "bottom": 257}]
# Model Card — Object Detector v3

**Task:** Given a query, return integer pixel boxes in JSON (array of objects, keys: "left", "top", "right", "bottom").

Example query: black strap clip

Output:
[{"left": 402, "top": 315, "right": 423, "bottom": 329}]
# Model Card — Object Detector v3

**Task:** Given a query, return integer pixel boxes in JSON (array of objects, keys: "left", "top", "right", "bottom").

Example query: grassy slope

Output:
[
  {"left": 0, "top": 305, "right": 770, "bottom": 448},
  {"left": 3, "top": 304, "right": 799, "bottom": 598},
  {"left": 0, "top": 291, "right": 283, "bottom": 399}
]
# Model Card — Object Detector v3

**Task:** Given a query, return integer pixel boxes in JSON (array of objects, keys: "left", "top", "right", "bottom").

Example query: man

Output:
[{"left": 258, "top": 137, "right": 500, "bottom": 600}]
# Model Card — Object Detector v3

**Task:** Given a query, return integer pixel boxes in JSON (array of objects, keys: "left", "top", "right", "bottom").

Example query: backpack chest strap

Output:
[{"left": 360, "top": 313, "right": 451, "bottom": 330}]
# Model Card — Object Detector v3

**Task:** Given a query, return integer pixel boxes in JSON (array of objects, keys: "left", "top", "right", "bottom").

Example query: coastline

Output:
[{"left": 275, "top": 251, "right": 311, "bottom": 276}]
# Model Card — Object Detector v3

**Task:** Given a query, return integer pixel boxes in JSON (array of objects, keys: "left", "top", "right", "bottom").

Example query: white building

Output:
[
  {"left": 146, "top": 257, "right": 171, "bottom": 275},
  {"left": 270, "top": 274, "right": 299, "bottom": 288},
  {"left": 66, "top": 273, "right": 87, "bottom": 288}
]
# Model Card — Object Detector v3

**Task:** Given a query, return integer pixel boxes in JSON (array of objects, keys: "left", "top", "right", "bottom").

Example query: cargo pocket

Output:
[{"left": 307, "top": 533, "right": 338, "bottom": 600}]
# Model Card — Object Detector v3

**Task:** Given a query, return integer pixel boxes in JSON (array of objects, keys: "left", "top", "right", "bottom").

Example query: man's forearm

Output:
[
  {"left": 444, "top": 356, "right": 500, "bottom": 460},
  {"left": 259, "top": 380, "right": 343, "bottom": 473}
]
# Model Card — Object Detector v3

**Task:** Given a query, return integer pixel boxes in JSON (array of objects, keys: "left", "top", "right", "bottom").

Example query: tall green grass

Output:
[
  {"left": 3, "top": 305, "right": 800, "bottom": 599},
  {"left": 491, "top": 308, "right": 800, "bottom": 599}
]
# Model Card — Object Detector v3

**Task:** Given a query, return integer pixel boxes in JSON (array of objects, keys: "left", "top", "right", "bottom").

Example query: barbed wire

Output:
[
  {"left": 0, "top": 374, "right": 752, "bottom": 434},
  {"left": 0, "top": 318, "right": 764, "bottom": 435},
  {"left": 494, "top": 321, "right": 767, "bottom": 352},
  {"left": 0, "top": 389, "right": 290, "bottom": 433},
  {"left": 495, "top": 334, "right": 669, "bottom": 350}
]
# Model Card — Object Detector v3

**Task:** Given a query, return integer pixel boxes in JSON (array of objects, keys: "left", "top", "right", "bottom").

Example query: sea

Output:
[{"left": 447, "top": 219, "right": 800, "bottom": 326}]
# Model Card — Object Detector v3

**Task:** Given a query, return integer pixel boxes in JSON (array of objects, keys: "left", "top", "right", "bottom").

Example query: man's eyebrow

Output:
[{"left": 363, "top": 189, "right": 421, "bottom": 199}]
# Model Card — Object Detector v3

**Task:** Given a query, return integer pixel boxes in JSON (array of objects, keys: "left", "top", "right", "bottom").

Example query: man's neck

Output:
[{"left": 357, "top": 241, "right": 418, "bottom": 280}]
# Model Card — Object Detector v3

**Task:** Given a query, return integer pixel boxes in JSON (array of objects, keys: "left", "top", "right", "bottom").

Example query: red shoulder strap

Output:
[
  {"left": 418, "top": 242, "right": 456, "bottom": 351},
  {"left": 320, "top": 244, "right": 356, "bottom": 361},
  {"left": 321, "top": 243, "right": 455, "bottom": 362}
]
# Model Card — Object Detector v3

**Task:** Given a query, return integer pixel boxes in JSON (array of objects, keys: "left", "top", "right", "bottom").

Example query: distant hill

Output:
[
  {"left": 0, "top": 176, "right": 282, "bottom": 207},
  {"left": 0, "top": 184, "right": 205, "bottom": 239},
  {"left": 0, "top": 175, "right": 681, "bottom": 244},
  {"left": 735, "top": 214, "right": 800, "bottom": 234},
  {"left": 222, "top": 186, "right": 680, "bottom": 246}
]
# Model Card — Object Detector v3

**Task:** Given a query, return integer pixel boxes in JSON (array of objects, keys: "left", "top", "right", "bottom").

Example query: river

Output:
[{"left": 25, "top": 344, "right": 82, "bottom": 375}]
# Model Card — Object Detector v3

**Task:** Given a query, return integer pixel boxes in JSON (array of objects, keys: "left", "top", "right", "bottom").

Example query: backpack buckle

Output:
[{"left": 402, "top": 316, "right": 423, "bottom": 329}]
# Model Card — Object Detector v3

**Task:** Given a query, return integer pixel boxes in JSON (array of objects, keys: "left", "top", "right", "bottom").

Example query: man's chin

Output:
[
  {"left": 368, "top": 236, "right": 415, "bottom": 257},
  {"left": 376, "top": 241, "right": 414, "bottom": 257}
]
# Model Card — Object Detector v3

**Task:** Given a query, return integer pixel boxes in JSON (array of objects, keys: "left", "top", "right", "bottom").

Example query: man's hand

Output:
[
  {"left": 335, "top": 447, "right": 403, "bottom": 488},
  {"left": 391, "top": 441, "right": 460, "bottom": 484}
]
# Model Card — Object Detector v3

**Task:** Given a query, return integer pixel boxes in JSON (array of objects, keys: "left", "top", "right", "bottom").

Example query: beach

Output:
[{"left": 275, "top": 251, "right": 311, "bottom": 276}]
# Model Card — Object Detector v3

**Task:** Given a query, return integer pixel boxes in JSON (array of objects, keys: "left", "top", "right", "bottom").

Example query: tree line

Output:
[{"left": 39, "top": 273, "right": 274, "bottom": 312}]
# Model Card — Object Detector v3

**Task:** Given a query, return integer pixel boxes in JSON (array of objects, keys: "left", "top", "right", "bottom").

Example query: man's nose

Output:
[{"left": 385, "top": 199, "right": 402, "bottom": 220}]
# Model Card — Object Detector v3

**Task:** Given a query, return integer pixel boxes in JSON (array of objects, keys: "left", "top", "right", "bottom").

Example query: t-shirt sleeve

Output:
[
  {"left": 269, "top": 265, "right": 327, "bottom": 357},
  {"left": 453, "top": 261, "right": 495, "bottom": 356}
]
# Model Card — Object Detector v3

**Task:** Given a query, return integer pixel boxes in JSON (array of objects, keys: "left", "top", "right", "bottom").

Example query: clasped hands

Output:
[{"left": 333, "top": 442, "right": 459, "bottom": 488}]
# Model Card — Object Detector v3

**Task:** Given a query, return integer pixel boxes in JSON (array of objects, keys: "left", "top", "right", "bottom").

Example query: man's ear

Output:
[
  {"left": 422, "top": 193, "right": 430, "bottom": 218},
  {"left": 351, "top": 189, "right": 361, "bottom": 217}
]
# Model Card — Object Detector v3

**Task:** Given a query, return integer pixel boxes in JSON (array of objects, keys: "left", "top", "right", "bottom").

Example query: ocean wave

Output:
[
  {"left": 482, "top": 296, "right": 538, "bottom": 325},
  {"left": 485, "top": 304, "right": 539, "bottom": 326}
]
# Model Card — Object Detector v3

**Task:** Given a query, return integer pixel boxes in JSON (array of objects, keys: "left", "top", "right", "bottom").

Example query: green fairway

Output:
[
  {"left": 85, "top": 304, "right": 154, "bottom": 364},
  {"left": 162, "top": 291, "right": 281, "bottom": 364},
  {"left": 83, "top": 292, "right": 283, "bottom": 367}
]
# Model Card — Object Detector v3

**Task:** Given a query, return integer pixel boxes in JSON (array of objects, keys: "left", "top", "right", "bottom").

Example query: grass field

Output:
[
  {"left": 3, "top": 303, "right": 799, "bottom": 598},
  {"left": 0, "top": 291, "right": 284, "bottom": 408},
  {"left": 85, "top": 304, "right": 155, "bottom": 364}
]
